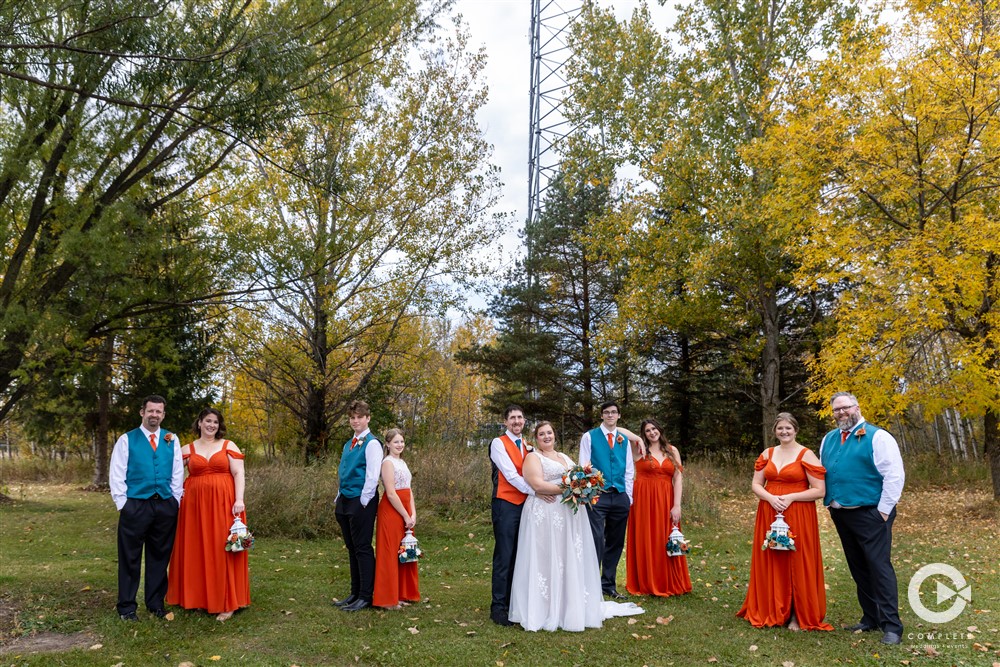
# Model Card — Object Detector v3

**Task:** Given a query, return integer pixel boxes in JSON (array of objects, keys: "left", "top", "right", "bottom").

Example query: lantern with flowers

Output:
[
  {"left": 398, "top": 529, "right": 423, "bottom": 563},
  {"left": 225, "top": 516, "right": 254, "bottom": 552},
  {"left": 762, "top": 513, "right": 795, "bottom": 551},
  {"left": 665, "top": 525, "right": 691, "bottom": 557}
]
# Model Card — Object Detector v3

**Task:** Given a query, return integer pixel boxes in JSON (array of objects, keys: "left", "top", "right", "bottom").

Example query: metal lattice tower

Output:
[{"left": 527, "top": 0, "right": 581, "bottom": 232}]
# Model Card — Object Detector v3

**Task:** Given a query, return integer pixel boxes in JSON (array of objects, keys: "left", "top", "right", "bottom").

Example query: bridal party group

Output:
[{"left": 108, "top": 391, "right": 905, "bottom": 644}]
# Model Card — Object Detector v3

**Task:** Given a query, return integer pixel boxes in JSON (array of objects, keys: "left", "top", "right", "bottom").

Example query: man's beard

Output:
[{"left": 837, "top": 412, "right": 861, "bottom": 430}]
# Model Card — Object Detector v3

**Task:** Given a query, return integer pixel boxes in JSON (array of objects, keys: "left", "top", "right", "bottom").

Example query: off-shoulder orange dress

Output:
[
  {"left": 166, "top": 441, "right": 250, "bottom": 614},
  {"left": 736, "top": 447, "right": 832, "bottom": 630},
  {"left": 626, "top": 455, "right": 692, "bottom": 597}
]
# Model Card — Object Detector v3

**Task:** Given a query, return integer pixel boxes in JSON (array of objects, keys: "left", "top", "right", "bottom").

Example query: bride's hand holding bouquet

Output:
[{"left": 559, "top": 464, "right": 606, "bottom": 513}]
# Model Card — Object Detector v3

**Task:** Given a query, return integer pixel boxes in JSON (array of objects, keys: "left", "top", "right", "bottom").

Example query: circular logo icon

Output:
[{"left": 907, "top": 563, "right": 971, "bottom": 624}]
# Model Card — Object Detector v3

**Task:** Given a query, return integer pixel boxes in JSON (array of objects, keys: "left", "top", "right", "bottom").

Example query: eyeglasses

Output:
[
  {"left": 832, "top": 405, "right": 857, "bottom": 415},
  {"left": 601, "top": 410, "right": 619, "bottom": 416}
]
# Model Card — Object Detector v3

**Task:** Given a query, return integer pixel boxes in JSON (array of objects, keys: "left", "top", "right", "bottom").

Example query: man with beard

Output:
[
  {"left": 109, "top": 395, "right": 184, "bottom": 620},
  {"left": 820, "top": 392, "right": 905, "bottom": 645}
]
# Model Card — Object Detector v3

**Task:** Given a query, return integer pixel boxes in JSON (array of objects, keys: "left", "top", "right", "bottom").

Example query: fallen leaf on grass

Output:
[
  {"left": 924, "top": 646, "right": 940, "bottom": 657},
  {"left": 407, "top": 627, "right": 419, "bottom": 634},
  {"left": 164, "top": 612, "right": 175, "bottom": 621},
  {"left": 749, "top": 645, "right": 758, "bottom": 652},
  {"left": 88, "top": 644, "right": 102, "bottom": 650},
  {"left": 209, "top": 657, "right": 221, "bottom": 661},
  {"left": 656, "top": 616, "right": 673, "bottom": 625},
  {"left": 80, "top": 586, "right": 91, "bottom": 592},
  {"left": 627, "top": 618, "right": 638, "bottom": 625},
  {"left": 177, "top": 662, "right": 195, "bottom": 667},
  {"left": 466, "top": 631, "right": 476, "bottom": 636},
  {"left": 782, "top": 662, "right": 795, "bottom": 667},
  {"left": 708, "top": 658, "right": 718, "bottom": 663}
]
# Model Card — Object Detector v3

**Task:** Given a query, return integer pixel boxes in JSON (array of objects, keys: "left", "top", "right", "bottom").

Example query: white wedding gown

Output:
[{"left": 508, "top": 452, "right": 644, "bottom": 632}]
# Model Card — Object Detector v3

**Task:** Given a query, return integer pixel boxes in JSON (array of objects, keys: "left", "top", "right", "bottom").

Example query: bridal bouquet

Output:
[{"left": 559, "top": 464, "right": 606, "bottom": 513}]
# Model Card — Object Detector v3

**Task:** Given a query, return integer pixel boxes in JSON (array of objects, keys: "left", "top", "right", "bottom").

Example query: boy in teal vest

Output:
[
  {"left": 579, "top": 400, "right": 636, "bottom": 599},
  {"left": 109, "top": 395, "right": 184, "bottom": 620},
  {"left": 333, "top": 400, "right": 382, "bottom": 611},
  {"left": 820, "top": 392, "right": 905, "bottom": 645}
]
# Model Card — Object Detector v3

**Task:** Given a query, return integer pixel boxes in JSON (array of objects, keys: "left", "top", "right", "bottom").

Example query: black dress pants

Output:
[
  {"left": 829, "top": 506, "right": 903, "bottom": 634},
  {"left": 490, "top": 498, "right": 524, "bottom": 617},
  {"left": 587, "top": 489, "right": 630, "bottom": 593},
  {"left": 335, "top": 494, "right": 379, "bottom": 601},
  {"left": 116, "top": 495, "right": 179, "bottom": 615}
]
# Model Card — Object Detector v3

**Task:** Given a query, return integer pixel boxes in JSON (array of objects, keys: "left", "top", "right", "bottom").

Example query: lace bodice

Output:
[
  {"left": 536, "top": 451, "right": 573, "bottom": 482},
  {"left": 383, "top": 456, "right": 412, "bottom": 490}
]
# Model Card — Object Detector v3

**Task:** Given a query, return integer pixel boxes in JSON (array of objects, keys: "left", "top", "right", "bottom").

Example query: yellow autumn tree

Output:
[{"left": 776, "top": 0, "right": 1000, "bottom": 496}]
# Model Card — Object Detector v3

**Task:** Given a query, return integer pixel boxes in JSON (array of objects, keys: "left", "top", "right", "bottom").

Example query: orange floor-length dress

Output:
[
  {"left": 736, "top": 447, "right": 832, "bottom": 630},
  {"left": 166, "top": 441, "right": 250, "bottom": 613},
  {"left": 626, "top": 455, "right": 692, "bottom": 597},
  {"left": 373, "top": 458, "right": 419, "bottom": 607}
]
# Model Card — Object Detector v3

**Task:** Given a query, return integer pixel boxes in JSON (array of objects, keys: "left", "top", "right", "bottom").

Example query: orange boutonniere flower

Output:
[
  {"left": 164, "top": 433, "right": 173, "bottom": 443},
  {"left": 855, "top": 427, "right": 866, "bottom": 439},
  {"left": 615, "top": 434, "right": 625, "bottom": 445}
]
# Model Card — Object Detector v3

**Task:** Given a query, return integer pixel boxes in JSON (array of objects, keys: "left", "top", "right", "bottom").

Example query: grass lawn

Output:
[{"left": 0, "top": 479, "right": 997, "bottom": 667}]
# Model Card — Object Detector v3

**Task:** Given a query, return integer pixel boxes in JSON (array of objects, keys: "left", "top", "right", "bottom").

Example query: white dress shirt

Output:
[
  {"left": 109, "top": 425, "right": 184, "bottom": 510},
  {"left": 357, "top": 429, "right": 383, "bottom": 507},
  {"left": 578, "top": 424, "right": 635, "bottom": 503},
  {"left": 490, "top": 430, "right": 535, "bottom": 496},
  {"left": 819, "top": 417, "right": 905, "bottom": 515}
]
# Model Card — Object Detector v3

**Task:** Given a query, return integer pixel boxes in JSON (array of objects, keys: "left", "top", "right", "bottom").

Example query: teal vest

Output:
[
  {"left": 338, "top": 432, "right": 376, "bottom": 498},
  {"left": 125, "top": 428, "right": 176, "bottom": 499},
  {"left": 821, "top": 423, "right": 884, "bottom": 507},
  {"left": 588, "top": 427, "right": 627, "bottom": 493}
]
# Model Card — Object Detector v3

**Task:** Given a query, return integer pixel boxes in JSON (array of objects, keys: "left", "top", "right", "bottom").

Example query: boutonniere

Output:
[
  {"left": 164, "top": 433, "right": 173, "bottom": 443},
  {"left": 615, "top": 434, "right": 625, "bottom": 445},
  {"left": 855, "top": 427, "right": 866, "bottom": 439}
]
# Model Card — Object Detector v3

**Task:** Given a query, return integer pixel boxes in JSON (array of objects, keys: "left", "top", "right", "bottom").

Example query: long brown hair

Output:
[
  {"left": 383, "top": 428, "right": 404, "bottom": 457},
  {"left": 639, "top": 418, "right": 680, "bottom": 470}
]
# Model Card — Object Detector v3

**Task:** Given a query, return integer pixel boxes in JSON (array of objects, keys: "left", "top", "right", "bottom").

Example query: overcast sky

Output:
[{"left": 459, "top": 0, "right": 675, "bottom": 266}]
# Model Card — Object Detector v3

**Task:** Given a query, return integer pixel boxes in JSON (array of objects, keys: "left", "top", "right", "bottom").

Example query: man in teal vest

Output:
[
  {"left": 333, "top": 400, "right": 382, "bottom": 612},
  {"left": 820, "top": 391, "right": 905, "bottom": 645},
  {"left": 580, "top": 400, "right": 635, "bottom": 599},
  {"left": 109, "top": 395, "right": 184, "bottom": 620}
]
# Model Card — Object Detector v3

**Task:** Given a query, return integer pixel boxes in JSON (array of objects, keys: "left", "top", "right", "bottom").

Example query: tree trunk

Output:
[
  {"left": 759, "top": 286, "right": 781, "bottom": 447},
  {"left": 986, "top": 408, "right": 1000, "bottom": 500},
  {"left": 91, "top": 334, "right": 114, "bottom": 487},
  {"left": 677, "top": 333, "right": 692, "bottom": 450}
]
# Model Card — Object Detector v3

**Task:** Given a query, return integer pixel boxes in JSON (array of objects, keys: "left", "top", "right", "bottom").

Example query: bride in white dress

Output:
[{"left": 509, "top": 421, "right": 643, "bottom": 632}]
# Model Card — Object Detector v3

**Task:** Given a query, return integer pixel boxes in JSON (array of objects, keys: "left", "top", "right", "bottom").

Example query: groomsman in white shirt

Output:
[
  {"left": 489, "top": 405, "right": 555, "bottom": 626},
  {"left": 109, "top": 395, "right": 184, "bottom": 620},
  {"left": 820, "top": 391, "right": 905, "bottom": 645},
  {"left": 579, "top": 400, "right": 634, "bottom": 599}
]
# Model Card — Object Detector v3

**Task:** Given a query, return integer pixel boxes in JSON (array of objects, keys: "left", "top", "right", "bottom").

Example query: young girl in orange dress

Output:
[
  {"left": 372, "top": 429, "right": 420, "bottom": 609},
  {"left": 737, "top": 412, "right": 832, "bottom": 631},
  {"left": 626, "top": 418, "right": 692, "bottom": 597},
  {"left": 166, "top": 408, "right": 250, "bottom": 621}
]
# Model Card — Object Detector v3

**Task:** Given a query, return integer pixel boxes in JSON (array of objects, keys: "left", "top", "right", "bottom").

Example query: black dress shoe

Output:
[
  {"left": 605, "top": 590, "right": 628, "bottom": 600},
  {"left": 119, "top": 612, "right": 139, "bottom": 621},
  {"left": 881, "top": 631, "right": 902, "bottom": 645},
  {"left": 843, "top": 623, "right": 877, "bottom": 632},
  {"left": 342, "top": 598, "right": 371, "bottom": 612},
  {"left": 490, "top": 612, "right": 514, "bottom": 627},
  {"left": 333, "top": 594, "right": 359, "bottom": 607}
]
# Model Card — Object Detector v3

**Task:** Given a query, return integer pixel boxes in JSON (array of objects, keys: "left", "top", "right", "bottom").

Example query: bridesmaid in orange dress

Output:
[
  {"left": 372, "top": 429, "right": 419, "bottom": 609},
  {"left": 737, "top": 412, "right": 832, "bottom": 631},
  {"left": 626, "top": 419, "right": 692, "bottom": 597},
  {"left": 166, "top": 408, "right": 250, "bottom": 621}
]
